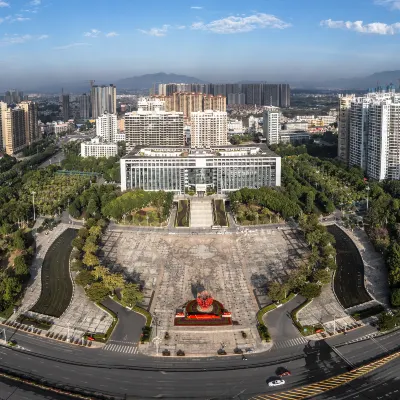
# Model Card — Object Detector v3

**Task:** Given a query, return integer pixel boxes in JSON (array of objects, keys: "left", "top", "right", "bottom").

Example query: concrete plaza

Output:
[{"left": 102, "top": 227, "right": 304, "bottom": 356}]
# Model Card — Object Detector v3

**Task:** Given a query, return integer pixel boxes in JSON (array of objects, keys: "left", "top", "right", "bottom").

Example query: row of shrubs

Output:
[{"left": 17, "top": 315, "right": 53, "bottom": 330}]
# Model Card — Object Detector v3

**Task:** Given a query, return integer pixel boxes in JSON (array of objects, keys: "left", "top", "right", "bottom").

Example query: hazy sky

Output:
[{"left": 1, "top": 0, "right": 400, "bottom": 88}]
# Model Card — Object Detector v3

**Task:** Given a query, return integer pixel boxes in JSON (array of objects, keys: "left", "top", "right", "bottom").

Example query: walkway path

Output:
[{"left": 190, "top": 198, "right": 213, "bottom": 227}]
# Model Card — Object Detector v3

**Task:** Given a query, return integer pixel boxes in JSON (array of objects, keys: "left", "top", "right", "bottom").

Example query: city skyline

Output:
[{"left": 1, "top": 0, "right": 400, "bottom": 88}]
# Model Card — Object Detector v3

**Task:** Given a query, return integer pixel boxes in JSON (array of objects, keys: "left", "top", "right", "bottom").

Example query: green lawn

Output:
[
  {"left": 176, "top": 200, "right": 189, "bottom": 227},
  {"left": 213, "top": 200, "right": 228, "bottom": 226}
]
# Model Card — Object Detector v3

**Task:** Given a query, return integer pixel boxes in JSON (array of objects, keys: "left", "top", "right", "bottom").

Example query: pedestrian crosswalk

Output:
[
  {"left": 273, "top": 336, "right": 308, "bottom": 349},
  {"left": 103, "top": 343, "right": 138, "bottom": 354}
]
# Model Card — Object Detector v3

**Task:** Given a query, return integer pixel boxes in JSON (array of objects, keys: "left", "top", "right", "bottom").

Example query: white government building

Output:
[{"left": 120, "top": 145, "right": 281, "bottom": 195}]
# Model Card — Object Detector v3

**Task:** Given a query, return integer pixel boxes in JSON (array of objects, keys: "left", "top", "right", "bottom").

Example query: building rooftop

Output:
[{"left": 123, "top": 145, "right": 279, "bottom": 159}]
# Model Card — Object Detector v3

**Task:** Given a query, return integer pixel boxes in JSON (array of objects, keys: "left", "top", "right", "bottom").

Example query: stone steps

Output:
[{"left": 190, "top": 200, "right": 214, "bottom": 228}]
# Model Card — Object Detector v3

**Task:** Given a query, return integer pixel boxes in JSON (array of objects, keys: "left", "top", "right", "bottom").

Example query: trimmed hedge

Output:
[
  {"left": 290, "top": 299, "right": 314, "bottom": 336},
  {"left": 256, "top": 303, "right": 276, "bottom": 342},
  {"left": 132, "top": 305, "right": 152, "bottom": 326},
  {"left": 281, "top": 293, "right": 296, "bottom": 305},
  {"left": 91, "top": 302, "right": 118, "bottom": 342},
  {"left": 352, "top": 304, "right": 385, "bottom": 321},
  {"left": 256, "top": 303, "right": 277, "bottom": 325}
]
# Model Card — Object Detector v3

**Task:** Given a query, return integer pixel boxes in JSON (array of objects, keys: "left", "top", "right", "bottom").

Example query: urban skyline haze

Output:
[{"left": 1, "top": 0, "right": 400, "bottom": 89}]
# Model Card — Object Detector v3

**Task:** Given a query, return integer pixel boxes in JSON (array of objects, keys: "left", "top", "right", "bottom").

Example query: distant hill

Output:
[
  {"left": 315, "top": 70, "right": 400, "bottom": 90},
  {"left": 116, "top": 72, "right": 208, "bottom": 90}
]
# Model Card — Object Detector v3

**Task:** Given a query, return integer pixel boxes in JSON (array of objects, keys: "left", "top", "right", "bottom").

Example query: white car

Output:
[{"left": 268, "top": 379, "right": 285, "bottom": 387}]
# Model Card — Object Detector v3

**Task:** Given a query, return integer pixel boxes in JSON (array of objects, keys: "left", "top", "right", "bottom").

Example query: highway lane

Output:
[
  {"left": 314, "top": 357, "right": 400, "bottom": 399},
  {"left": 0, "top": 341, "right": 349, "bottom": 399}
]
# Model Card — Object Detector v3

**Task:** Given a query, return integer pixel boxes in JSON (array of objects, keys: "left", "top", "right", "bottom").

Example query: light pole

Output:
[
  {"left": 366, "top": 186, "right": 370, "bottom": 211},
  {"left": 67, "top": 323, "right": 70, "bottom": 342},
  {"left": 0, "top": 328, "right": 6, "bottom": 343},
  {"left": 31, "top": 191, "right": 36, "bottom": 221},
  {"left": 333, "top": 315, "right": 336, "bottom": 335}
]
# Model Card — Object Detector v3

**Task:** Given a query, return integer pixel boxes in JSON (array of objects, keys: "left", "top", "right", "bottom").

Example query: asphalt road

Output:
[
  {"left": 328, "top": 225, "right": 371, "bottom": 309},
  {"left": 101, "top": 297, "right": 145, "bottom": 345},
  {"left": 265, "top": 295, "right": 307, "bottom": 342},
  {"left": 314, "top": 357, "right": 400, "bottom": 399},
  {"left": 1, "top": 323, "right": 399, "bottom": 399}
]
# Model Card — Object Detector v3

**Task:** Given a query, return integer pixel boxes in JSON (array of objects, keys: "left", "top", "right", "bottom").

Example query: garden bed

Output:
[
  {"left": 17, "top": 315, "right": 53, "bottom": 330},
  {"left": 176, "top": 200, "right": 190, "bottom": 227},
  {"left": 213, "top": 200, "right": 228, "bottom": 227}
]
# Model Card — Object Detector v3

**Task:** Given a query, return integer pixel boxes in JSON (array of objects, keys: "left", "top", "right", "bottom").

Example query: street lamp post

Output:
[
  {"left": 31, "top": 191, "right": 36, "bottom": 221},
  {"left": 333, "top": 316, "right": 336, "bottom": 335}
]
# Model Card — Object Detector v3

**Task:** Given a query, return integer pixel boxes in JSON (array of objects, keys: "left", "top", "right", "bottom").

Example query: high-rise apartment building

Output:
[
  {"left": 227, "top": 93, "right": 245, "bottom": 105},
  {"left": 5, "top": 90, "right": 23, "bottom": 104},
  {"left": 138, "top": 97, "right": 165, "bottom": 112},
  {"left": 19, "top": 101, "right": 40, "bottom": 145},
  {"left": 91, "top": 84, "right": 117, "bottom": 119},
  {"left": 263, "top": 107, "right": 281, "bottom": 145},
  {"left": 342, "top": 91, "right": 400, "bottom": 181},
  {"left": 1, "top": 103, "right": 27, "bottom": 155},
  {"left": 191, "top": 111, "right": 228, "bottom": 148},
  {"left": 338, "top": 94, "right": 355, "bottom": 165},
  {"left": 96, "top": 112, "right": 118, "bottom": 143},
  {"left": 79, "top": 93, "right": 91, "bottom": 120},
  {"left": 125, "top": 110, "right": 185, "bottom": 150},
  {"left": 203, "top": 95, "right": 226, "bottom": 112},
  {"left": 61, "top": 94, "right": 70, "bottom": 121}
]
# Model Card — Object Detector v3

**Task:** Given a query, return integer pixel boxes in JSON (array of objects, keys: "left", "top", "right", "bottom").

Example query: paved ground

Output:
[
  {"left": 101, "top": 297, "right": 145, "bottom": 355},
  {"left": 8, "top": 223, "right": 113, "bottom": 342},
  {"left": 100, "top": 227, "right": 304, "bottom": 355}
]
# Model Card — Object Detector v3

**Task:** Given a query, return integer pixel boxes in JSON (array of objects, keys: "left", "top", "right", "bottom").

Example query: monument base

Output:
[{"left": 174, "top": 300, "right": 232, "bottom": 326}]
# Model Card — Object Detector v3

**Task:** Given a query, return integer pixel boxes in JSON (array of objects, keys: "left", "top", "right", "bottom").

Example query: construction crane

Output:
[{"left": 87, "top": 80, "right": 95, "bottom": 88}]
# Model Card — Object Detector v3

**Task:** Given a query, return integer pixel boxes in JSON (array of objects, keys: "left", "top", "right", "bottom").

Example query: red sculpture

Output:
[{"left": 196, "top": 291, "right": 214, "bottom": 311}]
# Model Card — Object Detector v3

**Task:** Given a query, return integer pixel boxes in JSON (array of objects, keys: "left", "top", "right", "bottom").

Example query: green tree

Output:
[
  {"left": 82, "top": 253, "right": 99, "bottom": 268},
  {"left": 78, "top": 227, "right": 89, "bottom": 239},
  {"left": 1, "top": 276, "right": 22, "bottom": 302},
  {"left": 75, "top": 270, "right": 95, "bottom": 286},
  {"left": 86, "top": 282, "right": 109, "bottom": 303},
  {"left": 12, "top": 231, "right": 25, "bottom": 250},
  {"left": 72, "top": 237, "right": 85, "bottom": 251},
  {"left": 86, "top": 199, "right": 99, "bottom": 217},
  {"left": 121, "top": 283, "right": 143, "bottom": 307},
  {"left": 300, "top": 283, "right": 322, "bottom": 299},
  {"left": 83, "top": 241, "right": 98, "bottom": 254},
  {"left": 391, "top": 288, "right": 400, "bottom": 307},
  {"left": 93, "top": 265, "right": 109, "bottom": 281},
  {"left": 103, "top": 273, "right": 125, "bottom": 293},
  {"left": 14, "top": 255, "right": 29, "bottom": 277},
  {"left": 89, "top": 225, "right": 102, "bottom": 238},
  {"left": 378, "top": 312, "right": 400, "bottom": 331},
  {"left": 267, "top": 281, "right": 287, "bottom": 302},
  {"left": 312, "top": 269, "right": 332, "bottom": 285}
]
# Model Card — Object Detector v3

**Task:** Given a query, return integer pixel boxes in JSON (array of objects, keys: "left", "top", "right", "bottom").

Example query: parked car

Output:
[{"left": 268, "top": 379, "right": 285, "bottom": 387}]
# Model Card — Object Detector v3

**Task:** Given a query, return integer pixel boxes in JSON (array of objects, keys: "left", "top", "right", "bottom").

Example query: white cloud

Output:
[
  {"left": 84, "top": 29, "right": 101, "bottom": 38},
  {"left": 320, "top": 19, "right": 400, "bottom": 34},
  {"left": 54, "top": 42, "right": 91, "bottom": 50},
  {"left": 190, "top": 13, "right": 291, "bottom": 34},
  {"left": 0, "top": 33, "right": 47, "bottom": 45},
  {"left": 138, "top": 24, "right": 169, "bottom": 37},
  {"left": 375, "top": 0, "right": 400, "bottom": 10},
  {"left": 30, "top": 0, "right": 41, "bottom": 5},
  {"left": 0, "top": 1, "right": 10, "bottom": 7},
  {"left": 191, "top": 6, "right": 203, "bottom": 9},
  {"left": 176, "top": 25, "right": 186, "bottom": 29},
  {"left": 105, "top": 31, "right": 119, "bottom": 37},
  {"left": 13, "top": 17, "right": 31, "bottom": 22}
]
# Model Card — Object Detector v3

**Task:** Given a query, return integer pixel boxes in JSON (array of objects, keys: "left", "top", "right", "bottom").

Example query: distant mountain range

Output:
[
  {"left": 307, "top": 70, "right": 400, "bottom": 90},
  {"left": 20, "top": 70, "right": 400, "bottom": 93}
]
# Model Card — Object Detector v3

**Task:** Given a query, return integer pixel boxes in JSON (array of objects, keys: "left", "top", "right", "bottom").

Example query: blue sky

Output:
[{"left": 1, "top": 0, "right": 400, "bottom": 87}]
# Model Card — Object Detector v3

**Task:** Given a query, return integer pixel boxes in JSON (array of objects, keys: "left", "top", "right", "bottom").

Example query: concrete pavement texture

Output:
[{"left": 99, "top": 227, "right": 306, "bottom": 356}]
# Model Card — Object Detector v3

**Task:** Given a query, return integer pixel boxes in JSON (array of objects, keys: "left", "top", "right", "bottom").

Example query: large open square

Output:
[{"left": 100, "top": 227, "right": 307, "bottom": 355}]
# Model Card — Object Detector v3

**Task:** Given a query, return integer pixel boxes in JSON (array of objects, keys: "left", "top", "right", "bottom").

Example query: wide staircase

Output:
[{"left": 190, "top": 199, "right": 214, "bottom": 228}]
